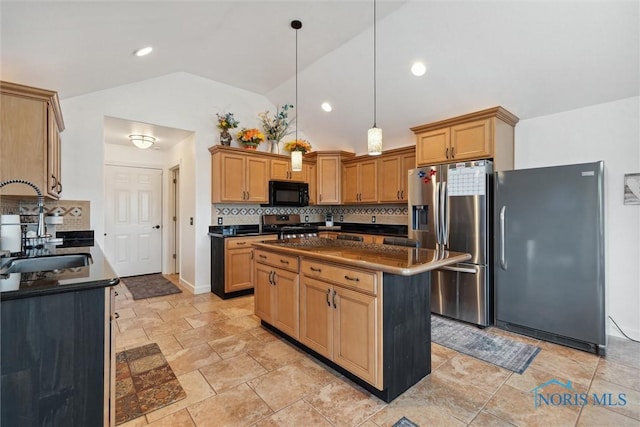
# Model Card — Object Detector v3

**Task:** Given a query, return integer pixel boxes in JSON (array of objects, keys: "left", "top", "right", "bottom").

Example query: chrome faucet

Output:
[{"left": 0, "top": 179, "right": 46, "bottom": 238}]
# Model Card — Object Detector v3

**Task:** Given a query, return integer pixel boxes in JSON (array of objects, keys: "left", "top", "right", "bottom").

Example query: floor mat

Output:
[
  {"left": 121, "top": 274, "right": 182, "bottom": 300},
  {"left": 115, "top": 343, "right": 186, "bottom": 425},
  {"left": 431, "top": 315, "right": 541, "bottom": 374}
]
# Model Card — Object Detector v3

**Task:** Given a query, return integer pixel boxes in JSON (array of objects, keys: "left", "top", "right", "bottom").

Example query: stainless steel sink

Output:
[{"left": 0, "top": 253, "right": 93, "bottom": 275}]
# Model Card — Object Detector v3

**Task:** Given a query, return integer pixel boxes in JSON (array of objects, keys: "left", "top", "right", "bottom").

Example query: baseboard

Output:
[
  {"left": 607, "top": 318, "right": 640, "bottom": 341},
  {"left": 192, "top": 281, "right": 210, "bottom": 295}
]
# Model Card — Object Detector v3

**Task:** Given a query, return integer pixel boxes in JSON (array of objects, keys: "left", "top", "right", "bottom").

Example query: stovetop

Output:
[{"left": 261, "top": 214, "right": 318, "bottom": 236}]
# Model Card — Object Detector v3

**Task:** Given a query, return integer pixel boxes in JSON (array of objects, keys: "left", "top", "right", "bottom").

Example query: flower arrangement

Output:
[
  {"left": 284, "top": 139, "right": 312, "bottom": 154},
  {"left": 259, "top": 104, "right": 295, "bottom": 142},
  {"left": 216, "top": 112, "right": 239, "bottom": 130},
  {"left": 236, "top": 128, "right": 265, "bottom": 147}
]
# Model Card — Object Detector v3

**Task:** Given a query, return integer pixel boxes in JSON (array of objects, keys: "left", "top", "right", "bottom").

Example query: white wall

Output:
[
  {"left": 515, "top": 96, "right": 640, "bottom": 339},
  {"left": 61, "top": 72, "right": 281, "bottom": 293}
]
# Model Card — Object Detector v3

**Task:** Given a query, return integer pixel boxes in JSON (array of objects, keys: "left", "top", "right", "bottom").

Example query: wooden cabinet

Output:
[
  {"left": 210, "top": 147, "right": 269, "bottom": 203},
  {"left": 300, "top": 260, "right": 381, "bottom": 388},
  {"left": 0, "top": 81, "right": 65, "bottom": 199},
  {"left": 306, "top": 151, "right": 354, "bottom": 205},
  {"left": 224, "top": 235, "right": 276, "bottom": 294},
  {"left": 254, "top": 249, "right": 300, "bottom": 339},
  {"left": 378, "top": 147, "right": 415, "bottom": 203},
  {"left": 411, "top": 106, "right": 518, "bottom": 171},
  {"left": 304, "top": 161, "right": 316, "bottom": 205},
  {"left": 270, "top": 158, "right": 305, "bottom": 181},
  {"left": 342, "top": 158, "right": 378, "bottom": 204}
]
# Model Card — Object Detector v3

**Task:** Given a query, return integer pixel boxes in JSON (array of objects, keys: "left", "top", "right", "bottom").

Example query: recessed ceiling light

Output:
[
  {"left": 411, "top": 61, "right": 427, "bottom": 77},
  {"left": 321, "top": 102, "right": 332, "bottom": 112},
  {"left": 134, "top": 47, "right": 153, "bottom": 57}
]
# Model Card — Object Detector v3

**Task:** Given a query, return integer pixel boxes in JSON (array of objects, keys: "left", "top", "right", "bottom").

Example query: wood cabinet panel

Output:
[
  {"left": 316, "top": 155, "right": 341, "bottom": 204},
  {"left": 301, "top": 259, "right": 377, "bottom": 295},
  {"left": 342, "top": 158, "right": 378, "bottom": 204},
  {"left": 271, "top": 158, "right": 305, "bottom": 181},
  {"left": 245, "top": 156, "right": 269, "bottom": 202},
  {"left": 299, "top": 277, "right": 333, "bottom": 358},
  {"left": 272, "top": 268, "right": 299, "bottom": 338},
  {"left": 450, "top": 119, "right": 492, "bottom": 161},
  {"left": 255, "top": 249, "right": 299, "bottom": 272},
  {"left": 254, "top": 264, "right": 274, "bottom": 322},
  {"left": 225, "top": 247, "right": 254, "bottom": 293},
  {"left": 211, "top": 151, "right": 268, "bottom": 203},
  {"left": 416, "top": 127, "right": 449, "bottom": 166}
]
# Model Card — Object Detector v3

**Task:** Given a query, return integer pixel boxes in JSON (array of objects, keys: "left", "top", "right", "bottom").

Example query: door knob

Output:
[{"left": 153, "top": 225, "right": 160, "bottom": 229}]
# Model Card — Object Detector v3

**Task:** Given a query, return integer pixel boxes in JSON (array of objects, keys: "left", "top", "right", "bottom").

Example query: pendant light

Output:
[
  {"left": 129, "top": 134, "right": 155, "bottom": 149},
  {"left": 291, "top": 19, "right": 303, "bottom": 171},
  {"left": 367, "top": 0, "right": 382, "bottom": 155}
]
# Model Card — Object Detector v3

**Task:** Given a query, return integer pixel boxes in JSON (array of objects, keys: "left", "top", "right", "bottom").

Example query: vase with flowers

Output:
[
  {"left": 283, "top": 139, "right": 312, "bottom": 154},
  {"left": 236, "top": 128, "right": 265, "bottom": 149},
  {"left": 216, "top": 112, "right": 239, "bottom": 146},
  {"left": 259, "top": 104, "right": 295, "bottom": 154}
]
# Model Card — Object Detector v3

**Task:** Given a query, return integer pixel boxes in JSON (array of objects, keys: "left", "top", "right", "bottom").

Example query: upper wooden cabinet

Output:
[
  {"left": 270, "top": 158, "right": 305, "bottom": 182},
  {"left": 342, "top": 158, "right": 378, "bottom": 204},
  {"left": 0, "top": 81, "right": 65, "bottom": 199},
  {"left": 411, "top": 106, "right": 518, "bottom": 171},
  {"left": 377, "top": 146, "right": 415, "bottom": 203},
  {"left": 306, "top": 151, "right": 354, "bottom": 205},
  {"left": 303, "top": 161, "right": 316, "bottom": 205},
  {"left": 210, "top": 146, "right": 269, "bottom": 203}
]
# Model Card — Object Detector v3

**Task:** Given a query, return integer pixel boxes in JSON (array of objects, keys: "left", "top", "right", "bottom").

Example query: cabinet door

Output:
[
  {"left": 304, "top": 163, "right": 316, "bottom": 204},
  {"left": 273, "top": 268, "right": 299, "bottom": 339},
  {"left": 270, "top": 159, "right": 290, "bottom": 181},
  {"left": 245, "top": 156, "right": 269, "bottom": 202},
  {"left": 378, "top": 155, "right": 402, "bottom": 202},
  {"left": 399, "top": 152, "right": 415, "bottom": 201},
  {"left": 254, "top": 264, "right": 274, "bottom": 323},
  {"left": 219, "top": 153, "right": 247, "bottom": 202},
  {"left": 225, "top": 248, "right": 254, "bottom": 292},
  {"left": 342, "top": 163, "right": 359, "bottom": 203},
  {"left": 416, "top": 128, "right": 450, "bottom": 166},
  {"left": 358, "top": 159, "right": 378, "bottom": 203},
  {"left": 317, "top": 155, "right": 341, "bottom": 204},
  {"left": 299, "top": 277, "right": 333, "bottom": 359},
  {"left": 450, "top": 118, "right": 492, "bottom": 161},
  {"left": 333, "top": 286, "right": 379, "bottom": 387},
  {"left": 47, "top": 103, "right": 61, "bottom": 198}
]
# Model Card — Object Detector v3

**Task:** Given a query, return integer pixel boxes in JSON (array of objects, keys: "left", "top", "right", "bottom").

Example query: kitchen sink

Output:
[{"left": 0, "top": 253, "right": 93, "bottom": 275}]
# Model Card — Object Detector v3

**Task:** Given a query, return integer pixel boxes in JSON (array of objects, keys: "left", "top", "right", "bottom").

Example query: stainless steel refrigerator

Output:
[
  {"left": 494, "top": 161, "right": 606, "bottom": 354},
  {"left": 408, "top": 160, "right": 493, "bottom": 327}
]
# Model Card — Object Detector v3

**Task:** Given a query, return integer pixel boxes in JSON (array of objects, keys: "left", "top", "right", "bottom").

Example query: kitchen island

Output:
[{"left": 252, "top": 237, "right": 470, "bottom": 402}]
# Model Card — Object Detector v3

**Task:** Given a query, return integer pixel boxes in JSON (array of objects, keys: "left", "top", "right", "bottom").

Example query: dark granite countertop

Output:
[
  {"left": 208, "top": 223, "right": 408, "bottom": 238},
  {"left": 1, "top": 244, "right": 119, "bottom": 301}
]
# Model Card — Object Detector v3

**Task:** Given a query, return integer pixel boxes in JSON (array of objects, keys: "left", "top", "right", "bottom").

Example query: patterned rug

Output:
[
  {"left": 121, "top": 274, "right": 182, "bottom": 300},
  {"left": 431, "top": 315, "right": 541, "bottom": 374},
  {"left": 115, "top": 343, "right": 186, "bottom": 425}
]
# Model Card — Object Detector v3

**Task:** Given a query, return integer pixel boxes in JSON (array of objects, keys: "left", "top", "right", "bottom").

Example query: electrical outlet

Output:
[
  {"left": 217, "top": 217, "right": 223, "bottom": 225},
  {"left": 340, "top": 215, "right": 344, "bottom": 222},
  {"left": 304, "top": 215, "right": 309, "bottom": 222},
  {"left": 372, "top": 215, "right": 376, "bottom": 223}
]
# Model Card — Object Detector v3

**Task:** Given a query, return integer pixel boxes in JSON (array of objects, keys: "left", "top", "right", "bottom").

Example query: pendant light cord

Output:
[
  {"left": 373, "top": 0, "right": 377, "bottom": 128},
  {"left": 295, "top": 23, "right": 299, "bottom": 142}
]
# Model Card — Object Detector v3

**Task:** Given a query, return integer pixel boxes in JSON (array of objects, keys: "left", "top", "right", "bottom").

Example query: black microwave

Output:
[{"left": 262, "top": 181, "right": 309, "bottom": 207}]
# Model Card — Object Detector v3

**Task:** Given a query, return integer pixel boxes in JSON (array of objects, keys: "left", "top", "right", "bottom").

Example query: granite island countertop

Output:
[
  {"left": 0, "top": 244, "right": 119, "bottom": 301},
  {"left": 252, "top": 237, "right": 471, "bottom": 275}
]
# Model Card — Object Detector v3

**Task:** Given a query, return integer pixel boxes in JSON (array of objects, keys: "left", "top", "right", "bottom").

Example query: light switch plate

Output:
[
  {"left": 340, "top": 215, "right": 344, "bottom": 222},
  {"left": 304, "top": 215, "right": 309, "bottom": 222},
  {"left": 372, "top": 216, "right": 376, "bottom": 223}
]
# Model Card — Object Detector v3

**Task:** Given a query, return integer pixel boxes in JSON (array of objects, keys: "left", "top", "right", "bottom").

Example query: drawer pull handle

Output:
[
  {"left": 236, "top": 242, "right": 246, "bottom": 245},
  {"left": 344, "top": 275, "right": 359, "bottom": 282},
  {"left": 259, "top": 254, "right": 267, "bottom": 259},
  {"left": 326, "top": 289, "right": 331, "bottom": 306},
  {"left": 114, "top": 312, "right": 120, "bottom": 319},
  {"left": 310, "top": 266, "right": 322, "bottom": 272},
  {"left": 280, "top": 259, "right": 289, "bottom": 264},
  {"left": 332, "top": 290, "right": 337, "bottom": 308}
]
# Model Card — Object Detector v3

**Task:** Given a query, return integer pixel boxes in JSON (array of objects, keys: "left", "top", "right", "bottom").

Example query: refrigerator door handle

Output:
[
  {"left": 434, "top": 182, "right": 441, "bottom": 244},
  {"left": 441, "top": 180, "right": 449, "bottom": 245},
  {"left": 438, "top": 265, "right": 478, "bottom": 274},
  {"left": 499, "top": 205, "right": 507, "bottom": 270}
]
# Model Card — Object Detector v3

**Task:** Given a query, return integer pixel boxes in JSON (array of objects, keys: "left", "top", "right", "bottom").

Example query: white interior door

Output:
[{"left": 105, "top": 165, "right": 163, "bottom": 277}]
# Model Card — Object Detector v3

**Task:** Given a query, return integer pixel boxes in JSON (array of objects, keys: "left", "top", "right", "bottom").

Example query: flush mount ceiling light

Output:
[
  {"left": 133, "top": 46, "right": 153, "bottom": 57},
  {"left": 291, "top": 19, "right": 303, "bottom": 172},
  {"left": 321, "top": 102, "right": 333, "bottom": 112},
  {"left": 367, "top": 0, "right": 382, "bottom": 156},
  {"left": 411, "top": 61, "right": 427, "bottom": 77},
  {"left": 129, "top": 134, "right": 156, "bottom": 149}
]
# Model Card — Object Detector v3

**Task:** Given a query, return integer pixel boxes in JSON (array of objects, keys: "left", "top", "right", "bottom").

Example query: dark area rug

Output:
[
  {"left": 115, "top": 343, "right": 186, "bottom": 425},
  {"left": 431, "top": 315, "right": 541, "bottom": 374},
  {"left": 121, "top": 274, "right": 182, "bottom": 300},
  {"left": 393, "top": 417, "right": 419, "bottom": 427}
]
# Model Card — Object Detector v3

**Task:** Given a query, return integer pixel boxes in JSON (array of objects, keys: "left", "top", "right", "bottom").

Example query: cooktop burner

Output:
[{"left": 261, "top": 214, "right": 318, "bottom": 237}]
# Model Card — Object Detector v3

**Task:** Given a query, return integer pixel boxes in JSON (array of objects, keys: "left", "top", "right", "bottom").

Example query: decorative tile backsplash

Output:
[{"left": 0, "top": 197, "right": 90, "bottom": 231}]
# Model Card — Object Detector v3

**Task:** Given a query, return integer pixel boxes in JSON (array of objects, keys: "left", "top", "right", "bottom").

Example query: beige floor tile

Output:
[
  {"left": 215, "top": 315, "right": 262, "bottom": 335},
  {"left": 151, "top": 335, "right": 184, "bottom": 356},
  {"left": 118, "top": 415, "right": 149, "bottom": 427},
  {"left": 304, "top": 379, "right": 387, "bottom": 427},
  {"left": 145, "top": 370, "right": 215, "bottom": 423},
  {"left": 116, "top": 327, "right": 150, "bottom": 351},
  {"left": 248, "top": 338, "right": 306, "bottom": 371},
  {"left": 188, "top": 383, "right": 273, "bottom": 427},
  {"left": 200, "top": 354, "right": 267, "bottom": 392},
  {"left": 606, "top": 337, "right": 640, "bottom": 370},
  {"left": 248, "top": 326, "right": 282, "bottom": 343},
  {"left": 506, "top": 365, "right": 590, "bottom": 395},
  {"left": 469, "top": 411, "right": 517, "bottom": 426},
  {"left": 146, "top": 409, "right": 195, "bottom": 427},
  {"left": 371, "top": 404, "right": 465, "bottom": 427},
  {"left": 538, "top": 341, "right": 601, "bottom": 366},
  {"left": 431, "top": 343, "right": 457, "bottom": 369},
  {"left": 117, "top": 312, "right": 164, "bottom": 333},
  {"left": 144, "top": 318, "right": 193, "bottom": 339},
  {"left": 529, "top": 345, "right": 598, "bottom": 386},
  {"left": 184, "top": 310, "right": 229, "bottom": 329},
  {"left": 115, "top": 307, "right": 137, "bottom": 320},
  {"left": 253, "top": 400, "right": 332, "bottom": 427},
  {"left": 577, "top": 404, "right": 640, "bottom": 426},
  {"left": 166, "top": 343, "right": 222, "bottom": 376},
  {"left": 192, "top": 299, "right": 226, "bottom": 314},
  {"left": 433, "top": 353, "right": 511, "bottom": 394},
  {"left": 249, "top": 362, "right": 335, "bottom": 412},
  {"left": 208, "top": 331, "right": 264, "bottom": 360},
  {"left": 133, "top": 301, "right": 174, "bottom": 316},
  {"left": 596, "top": 358, "right": 640, "bottom": 392},
  {"left": 484, "top": 384, "right": 580, "bottom": 427},
  {"left": 174, "top": 324, "right": 229, "bottom": 348},
  {"left": 220, "top": 305, "right": 255, "bottom": 319},
  {"left": 157, "top": 305, "right": 200, "bottom": 322},
  {"left": 588, "top": 377, "right": 639, "bottom": 420}
]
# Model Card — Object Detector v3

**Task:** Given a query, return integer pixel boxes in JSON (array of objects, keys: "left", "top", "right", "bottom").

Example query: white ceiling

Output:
[{"left": 1, "top": 1, "right": 638, "bottom": 153}]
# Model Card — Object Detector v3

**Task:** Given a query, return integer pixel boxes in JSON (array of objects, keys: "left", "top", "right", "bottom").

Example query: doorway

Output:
[{"left": 170, "top": 166, "right": 180, "bottom": 274}]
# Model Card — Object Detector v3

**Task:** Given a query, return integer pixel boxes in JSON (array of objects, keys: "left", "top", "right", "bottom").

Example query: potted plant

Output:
[
  {"left": 236, "top": 128, "right": 265, "bottom": 149},
  {"left": 216, "top": 112, "right": 239, "bottom": 146},
  {"left": 259, "top": 104, "right": 295, "bottom": 154}
]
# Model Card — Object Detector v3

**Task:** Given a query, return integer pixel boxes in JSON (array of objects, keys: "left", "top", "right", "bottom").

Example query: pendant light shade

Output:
[
  {"left": 291, "top": 151, "right": 303, "bottom": 172},
  {"left": 291, "top": 20, "right": 303, "bottom": 171},
  {"left": 368, "top": 0, "right": 382, "bottom": 155}
]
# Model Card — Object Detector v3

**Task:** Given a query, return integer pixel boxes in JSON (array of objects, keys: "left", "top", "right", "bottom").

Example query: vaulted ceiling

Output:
[{"left": 2, "top": 1, "right": 638, "bottom": 153}]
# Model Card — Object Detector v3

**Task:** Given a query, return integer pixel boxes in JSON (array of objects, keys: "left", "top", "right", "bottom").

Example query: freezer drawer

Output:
[{"left": 431, "top": 263, "right": 490, "bottom": 327}]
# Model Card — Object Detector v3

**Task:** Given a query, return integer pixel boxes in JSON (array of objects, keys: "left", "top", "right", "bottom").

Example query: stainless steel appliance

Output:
[
  {"left": 262, "top": 181, "right": 309, "bottom": 207},
  {"left": 408, "top": 160, "right": 492, "bottom": 327},
  {"left": 261, "top": 214, "right": 318, "bottom": 238},
  {"left": 494, "top": 161, "right": 606, "bottom": 354}
]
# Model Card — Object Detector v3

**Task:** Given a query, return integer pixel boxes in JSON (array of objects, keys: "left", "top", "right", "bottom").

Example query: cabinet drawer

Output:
[
  {"left": 255, "top": 249, "right": 299, "bottom": 272},
  {"left": 301, "top": 260, "right": 377, "bottom": 295},
  {"left": 225, "top": 235, "right": 276, "bottom": 250}
]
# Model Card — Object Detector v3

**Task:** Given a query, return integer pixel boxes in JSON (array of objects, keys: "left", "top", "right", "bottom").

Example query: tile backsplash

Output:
[
  {"left": 213, "top": 203, "right": 408, "bottom": 226},
  {"left": 0, "top": 197, "right": 90, "bottom": 232}
]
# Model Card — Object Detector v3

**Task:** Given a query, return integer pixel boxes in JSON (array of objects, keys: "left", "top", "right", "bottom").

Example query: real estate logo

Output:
[{"left": 532, "top": 379, "right": 627, "bottom": 409}]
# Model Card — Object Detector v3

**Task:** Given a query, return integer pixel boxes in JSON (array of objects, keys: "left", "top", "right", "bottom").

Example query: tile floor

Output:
[{"left": 115, "top": 275, "right": 640, "bottom": 427}]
